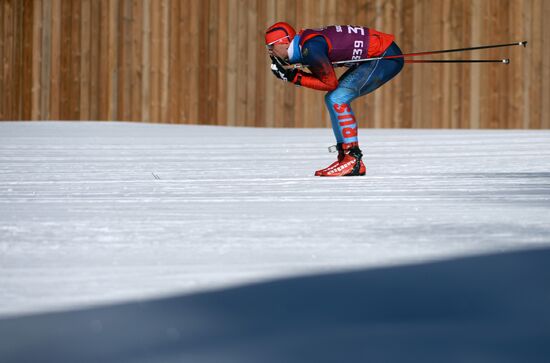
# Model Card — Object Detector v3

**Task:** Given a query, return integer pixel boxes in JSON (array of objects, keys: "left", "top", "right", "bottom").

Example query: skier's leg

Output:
[
  {"left": 318, "top": 69, "right": 374, "bottom": 176},
  {"left": 317, "top": 44, "right": 404, "bottom": 176},
  {"left": 323, "top": 42, "right": 404, "bottom": 146},
  {"left": 357, "top": 42, "right": 404, "bottom": 96},
  {"left": 324, "top": 86, "right": 359, "bottom": 147}
]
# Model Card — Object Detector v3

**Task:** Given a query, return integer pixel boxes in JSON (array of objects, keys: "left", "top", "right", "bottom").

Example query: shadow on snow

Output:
[{"left": 1, "top": 248, "right": 550, "bottom": 363}]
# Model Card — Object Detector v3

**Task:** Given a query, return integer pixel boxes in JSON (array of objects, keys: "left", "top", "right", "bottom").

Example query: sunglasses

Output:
[{"left": 266, "top": 35, "right": 290, "bottom": 50}]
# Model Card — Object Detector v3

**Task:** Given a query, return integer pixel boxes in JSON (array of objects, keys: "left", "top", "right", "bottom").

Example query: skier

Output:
[{"left": 265, "top": 22, "right": 404, "bottom": 176}]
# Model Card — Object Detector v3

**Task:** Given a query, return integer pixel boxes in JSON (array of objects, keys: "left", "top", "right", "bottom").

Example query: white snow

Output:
[{"left": 1, "top": 121, "right": 550, "bottom": 317}]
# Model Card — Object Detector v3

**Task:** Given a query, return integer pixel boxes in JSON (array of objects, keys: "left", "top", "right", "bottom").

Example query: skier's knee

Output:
[
  {"left": 325, "top": 89, "right": 352, "bottom": 108},
  {"left": 324, "top": 91, "right": 335, "bottom": 107}
]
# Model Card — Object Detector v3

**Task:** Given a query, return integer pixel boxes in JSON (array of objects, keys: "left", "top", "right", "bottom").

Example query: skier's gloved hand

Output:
[
  {"left": 270, "top": 56, "right": 300, "bottom": 85},
  {"left": 270, "top": 56, "right": 286, "bottom": 80}
]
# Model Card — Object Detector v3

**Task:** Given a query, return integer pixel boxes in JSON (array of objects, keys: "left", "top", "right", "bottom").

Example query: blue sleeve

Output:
[
  {"left": 298, "top": 36, "right": 338, "bottom": 90},
  {"left": 302, "top": 36, "right": 331, "bottom": 72}
]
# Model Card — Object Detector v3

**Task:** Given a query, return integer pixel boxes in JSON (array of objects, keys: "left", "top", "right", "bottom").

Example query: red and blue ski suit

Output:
[{"left": 287, "top": 26, "right": 404, "bottom": 146}]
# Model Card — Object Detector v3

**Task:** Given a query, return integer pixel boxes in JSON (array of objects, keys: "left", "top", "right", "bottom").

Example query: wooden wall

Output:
[{"left": 1, "top": 0, "right": 549, "bottom": 128}]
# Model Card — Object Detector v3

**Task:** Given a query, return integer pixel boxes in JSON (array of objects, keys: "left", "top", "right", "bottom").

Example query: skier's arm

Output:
[{"left": 292, "top": 37, "right": 338, "bottom": 91}]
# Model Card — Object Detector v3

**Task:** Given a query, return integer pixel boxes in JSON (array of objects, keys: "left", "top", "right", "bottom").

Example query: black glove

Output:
[{"left": 270, "top": 56, "right": 298, "bottom": 83}]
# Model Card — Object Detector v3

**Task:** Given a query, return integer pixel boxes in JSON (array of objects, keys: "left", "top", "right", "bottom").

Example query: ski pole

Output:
[
  {"left": 331, "top": 41, "right": 527, "bottom": 66},
  {"left": 405, "top": 59, "right": 510, "bottom": 64},
  {"left": 290, "top": 41, "right": 526, "bottom": 68}
]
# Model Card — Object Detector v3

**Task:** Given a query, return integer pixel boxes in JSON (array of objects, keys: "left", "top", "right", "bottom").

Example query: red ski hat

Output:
[{"left": 265, "top": 22, "right": 296, "bottom": 46}]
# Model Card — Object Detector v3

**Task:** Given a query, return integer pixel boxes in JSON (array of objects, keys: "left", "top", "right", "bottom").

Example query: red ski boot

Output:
[{"left": 314, "top": 143, "right": 366, "bottom": 177}]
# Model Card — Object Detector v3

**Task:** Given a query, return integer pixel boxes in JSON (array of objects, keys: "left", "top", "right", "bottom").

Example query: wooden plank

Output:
[
  {"left": 40, "top": 0, "right": 52, "bottom": 120},
  {"left": 374, "top": 0, "right": 390, "bottom": 128},
  {"left": 529, "top": 0, "right": 542, "bottom": 129},
  {"left": 81, "top": 0, "right": 92, "bottom": 120},
  {"left": 0, "top": 0, "right": 4, "bottom": 119},
  {"left": 378, "top": 0, "right": 387, "bottom": 128},
  {"left": 491, "top": 0, "right": 501, "bottom": 128},
  {"left": 489, "top": 0, "right": 499, "bottom": 129},
  {"left": 225, "top": 0, "right": 238, "bottom": 126},
  {"left": 386, "top": 0, "right": 399, "bottom": 129},
  {"left": 496, "top": 0, "right": 510, "bottom": 129},
  {"left": 59, "top": 0, "right": 71, "bottom": 120},
  {"left": 2, "top": 1, "right": 14, "bottom": 120},
  {"left": 236, "top": 0, "right": 247, "bottom": 126},
  {"left": 458, "top": 0, "right": 471, "bottom": 129},
  {"left": 107, "top": 0, "right": 118, "bottom": 120},
  {"left": 116, "top": 0, "right": 124, "bottom": 121},
  {"left": 369, "top": 0, "right": 380, "bottom": 128},
  {"left": 400, "top": 0, "right": 414, "bottom": 128},
  {"left": 98, "top": 0, "right": 108, "bottom": 120},
  {"left": 89, "top": 0, "right": 101, "bottom": 120},
  {"left": 196, "top": 0, "right": 209, "bottom": 124},
  {"left": 479, "top": 0, "right": 491, "bottom": 128},
  {"left": 10, "top": 0, "right": 17, "bottom": 119},
  {"left": 116, "top": 0, "right": 126, "bottom": 120},
  {"left": 149, "top": 0, "right": 161, "bottom": 123},
  {"left": 521, "top": 0, "right": 531, "bottom": 129},
  {"left": 49, "top": 0, "right": 61, "bottom": 119},
  {"left": 160, "top": 0, "right": 170, "bottom": 122},
  {"left": 70, "top": 0, "right": 82, "bottom": 120},
  {"left": 141, "top": 0, "right": 151, "bottom": 122},
  {"left": 410, "top": 0, "right": 423, "bottom": 128},
  {"left": 217, "top": 0, "right": 228, "bottom": 125},
  {"left": 168, "top": 0, "right": 178, "bottom": 123},
  {"left": 206, "top": 0, "right": 219, "bottom": 125},
  {"left": 188, "top": 0, "right": 200, "bottom": 124},
  {"left": 117, "top": 0, "right": 133, "bottom": 121},
  {"left": 263, "top": 0, "right": 276, "bottom": 128},
  {"left": 245, "top": 0, "right": 256, "bottom": 126},
  {"left": 12, "top": 0, "right": 24, "bottom": 120},
  {"left": 508, "top": 0, "right": 523, "bottom": 129},
  {"left": 20, "top": 0, "right": 34, "bottom": 120},
  {"left": 542, "top": 0, "right": 550, "bottom": 129},
  {"left": 0, "top": 1, "right": 5, "bottom": 120},
  {"left": 178, "top": 0, "right": 192, "bottom": 123},
  {"left": 10, "top": 0, "right": 20, "bottom": 119},
  {"left": 390, "top": 0, "right": 403, "bottom": 129},
  {"left": 423, "top": 0, "right": 434, "bottom": 128},
  {"left": 131, "top": 0, "right": 143, "bottom": 122},
  {"left": 440, "top": 0, "right": 451, "bottom": 128},
  {"left": 469, "top": 0, "right": 482, "bottom": 129},
  {"left": 31, "top": 0, "right": 42, "bottom": 120},
  {"left": 449, "top": 0, "right": 461, "bottom": 129},
  {"left": 428, "top": 0, "right": 442, "bottom": 128}
]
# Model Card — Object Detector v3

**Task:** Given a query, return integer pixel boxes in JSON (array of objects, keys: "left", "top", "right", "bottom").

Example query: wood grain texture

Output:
[
  {"left": 80, "top": 0, "right": 91, "bottom": 120},
  {"left": 30, "top": 0, "right": 41, "bottom": 120},
  {"left": 0, "top": 1, "right": 4, "bottom": 120},
  {"left": 48, "top": 0, "right": 60, "bottom": 119},
  {"left": 0, "top": 0, "right": 548, "bottom": 129},
  {"left": 130, "top": 0, "right": 143, "bottom": 122}
]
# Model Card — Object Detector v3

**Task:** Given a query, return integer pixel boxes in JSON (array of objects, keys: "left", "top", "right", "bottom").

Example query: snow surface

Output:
[{"left": 1, "top": 121, "right": 550, "bottom": 317}]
